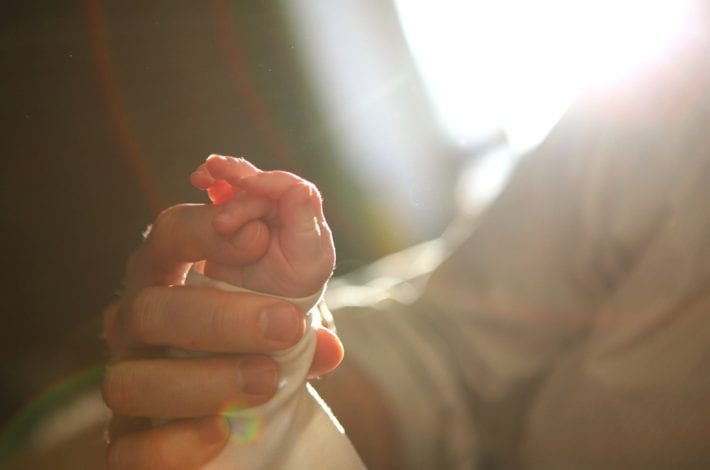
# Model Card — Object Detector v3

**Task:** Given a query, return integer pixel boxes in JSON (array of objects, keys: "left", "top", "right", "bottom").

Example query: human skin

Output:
[
  {"left": 101, "top": 198, "right": 344, "bottom": 469},
  {"left": 191, "top": 155, "right": 399, "bottom": 469},
  {"left": 101, "top": 154, "right": 401, "bottom": 469},
  {"left": 191, "top": 155, "right": 336, "bottom": 299}
]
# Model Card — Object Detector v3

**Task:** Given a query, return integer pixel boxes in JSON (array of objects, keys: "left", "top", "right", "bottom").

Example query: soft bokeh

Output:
[{"left": 1, "top": 0, "right": 703, "bottom": 459}]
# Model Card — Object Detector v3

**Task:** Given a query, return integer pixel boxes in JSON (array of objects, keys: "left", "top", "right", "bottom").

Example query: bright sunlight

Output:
[{"left": 394, "top": 0, "right": 697, "bottom": 150}]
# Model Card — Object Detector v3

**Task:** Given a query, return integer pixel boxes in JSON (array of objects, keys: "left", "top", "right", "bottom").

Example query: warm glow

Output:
[{"left": 394, "top": 0, "right": 696, "bottom": 150}]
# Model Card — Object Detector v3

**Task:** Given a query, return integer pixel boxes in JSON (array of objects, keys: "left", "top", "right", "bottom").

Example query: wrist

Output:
[{"left": 187, "top": 264, "right": 327, "bottom": 314}]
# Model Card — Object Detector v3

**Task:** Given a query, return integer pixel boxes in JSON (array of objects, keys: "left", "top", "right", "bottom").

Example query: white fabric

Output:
[
  {"left": 184, "top": 269, "right": 364, "bottom": 470},
  {"left": 329, "top": 95, "right": 710, "bottom": 468}
]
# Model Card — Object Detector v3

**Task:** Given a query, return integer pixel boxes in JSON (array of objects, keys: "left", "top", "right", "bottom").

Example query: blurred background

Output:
[{"left": 0, "top": 0, "right": 699, "bottom": 444}]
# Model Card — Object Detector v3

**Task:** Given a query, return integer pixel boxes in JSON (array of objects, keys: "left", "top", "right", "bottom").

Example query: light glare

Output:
[{"left": 395, "top": 0, "right": 695, "bottom": 150}]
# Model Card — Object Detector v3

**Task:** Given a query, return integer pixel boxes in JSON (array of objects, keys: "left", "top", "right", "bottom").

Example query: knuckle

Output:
[
  {"left": 278, "top": 171, "right": 319, "bottom": 191},
  {"left": 306, "top": 181, "right": 321, "bottom": 200},
  {"left": 297, "top": 180, "right": 318, "bottom": 197}
]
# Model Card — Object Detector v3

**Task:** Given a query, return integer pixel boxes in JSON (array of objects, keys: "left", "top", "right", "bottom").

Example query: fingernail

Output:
[
  {"left": 197, "top": 416, "right": 228, "bottom": 445},
  {"left": 259, "top": 305, "right": 303, "bottom": 343},
  {"left": 238, "top": 357, "right": 277, "bottom": 395}
]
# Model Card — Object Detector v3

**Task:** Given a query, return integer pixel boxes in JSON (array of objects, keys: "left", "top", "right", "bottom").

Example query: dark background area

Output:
[{"left": 0, "top": 1, "right": 448, "bottom": 428}]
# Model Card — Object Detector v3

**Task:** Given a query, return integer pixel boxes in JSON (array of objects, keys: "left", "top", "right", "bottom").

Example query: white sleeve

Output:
[
  {"left": 331, "top": 91, "right": 710, "bottom": 468},
  {"left": 327, "top": 104, "right": 643, "bottom": 468}
]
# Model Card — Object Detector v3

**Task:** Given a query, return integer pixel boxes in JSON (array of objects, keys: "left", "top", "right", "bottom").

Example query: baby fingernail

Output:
[
  {"left": 259, "top": 305, "right": 303, "bottom": 343},
  {"left": 238, "top": 357, "right": 277, "bottom": 395}
]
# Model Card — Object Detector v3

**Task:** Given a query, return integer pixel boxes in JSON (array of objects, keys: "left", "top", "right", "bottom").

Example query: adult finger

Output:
[
  {"left": 102, "top": 356, "right": 277, "bottom": 419},
  {"left": 123, "top": 286, "right": 305, "bottom": 352},
  {"left": 107, "top": 414, "right": 151, "bottom": 444},
  {"left": 107, "top": 415, "right": 228, "bottom": 470},
  {"left": 124, "top": 204, "right": 269, "bottom": 293}
]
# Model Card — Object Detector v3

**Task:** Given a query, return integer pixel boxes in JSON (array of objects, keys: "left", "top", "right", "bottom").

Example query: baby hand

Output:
[{"left": 191, "top": 155, "right": 335, "bottom": 299}]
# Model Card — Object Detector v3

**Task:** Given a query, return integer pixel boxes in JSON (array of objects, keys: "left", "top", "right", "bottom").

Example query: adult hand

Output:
[{"left": 101, "top": 203, "right": 344, "bottom": 470}]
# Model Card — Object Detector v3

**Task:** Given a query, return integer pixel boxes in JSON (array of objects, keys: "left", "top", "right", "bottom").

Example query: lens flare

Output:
[
  {"left": 219, "top": 403, "right": 263, "bottom": 444},
  {"left": 0, "top": 366, "right": 105, "bottom": 461}
]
